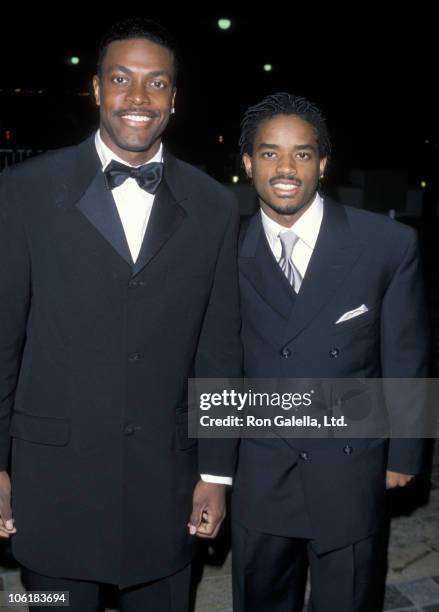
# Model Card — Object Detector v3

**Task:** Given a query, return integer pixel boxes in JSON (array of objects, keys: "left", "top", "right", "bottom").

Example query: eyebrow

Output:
[
  {"left": 258, "top": 143, "right": 317, "bottom": 151},
  {"left": 108, "top": 65, "right": 171, "bottom": 79}
]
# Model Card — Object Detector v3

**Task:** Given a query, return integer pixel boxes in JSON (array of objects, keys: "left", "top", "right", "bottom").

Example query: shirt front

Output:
[
  {"left": 260, "top": 193, "right": 324, "bottom": 280},
  {"left": 95, "top": 130, "right": 163, "bottom": 263}
]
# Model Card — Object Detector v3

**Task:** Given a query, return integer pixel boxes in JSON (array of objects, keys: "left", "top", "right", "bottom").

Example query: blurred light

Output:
[
  {"left": 263, "top": 64, "right": 273, "bottom": 72},
  {"left": 232, "top": 176, "right": 239, "bottom": 183},
  {"left": 425, "top": 139, "right": 430, "bottom": 144},
  {"left": 77, "top": 92, "right": 90, "bottom": 96},
  {"left": 68, "top": 56, "right": 80, "bottom": 66},
  {"left": 218, "top": 135, "right": 224, "bottom": 143},
  {"left": 420, "top": 181, "right": 427, "bottom": 188},
  {"left": 218, "top": 19, "right": 232, "bottom": 30},
  {"left": 14, "top": 88, "right": 22, "bottom": 93},
  {"left": 38, "top": 90, "right": 44, "bottom": 94},
  {"left": 5, "top": 130, "right": 11, "bottom": 141}
]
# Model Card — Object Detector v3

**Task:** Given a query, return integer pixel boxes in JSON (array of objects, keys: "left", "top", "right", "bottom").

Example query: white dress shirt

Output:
[
  {"left": 94, "top": 131, "right": 231, "bottom": 486},
  {"left": 95, "top": 130, "right": 162, "bottom": 263},
  {"left": 260, "top": 193, "right": 324, "bottom": 279}
]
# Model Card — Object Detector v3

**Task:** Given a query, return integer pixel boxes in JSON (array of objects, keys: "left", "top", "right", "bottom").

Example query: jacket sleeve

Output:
[
  {"left": 194, "top": 195, "right": 243, "bottom": 477},
  {"left": 0, "top": 169, "right": 31, "bottom": 470},
  {"left": 380, "top": 229, "right": 430, "bottom": 474}
]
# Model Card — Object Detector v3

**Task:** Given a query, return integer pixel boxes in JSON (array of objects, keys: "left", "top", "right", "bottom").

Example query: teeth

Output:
[
  {"left": 273, "top": 184, "right": 298, "bottom": 191},
  {"left": 122, "top": 115, "right": 152, "bottom": 122}
]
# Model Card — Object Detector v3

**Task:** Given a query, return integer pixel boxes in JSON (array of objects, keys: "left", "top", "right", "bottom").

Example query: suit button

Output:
[
  {"left": 280, "top": 347, "right": 291, "bottom": 358},
  {"left": 124, "top": 424, "right": 135, "bottom": 436},
  {"left": 128, "top": 280, "right": 144, "bottom": 288},
  {"left": 329, "top": 348, "right": 340, "bottom": 358},
  {"left": 299, "top": 451, "right": 309, "bottom": 460},
  {"left": 128, "top": 353, "right": 141, "bottom": 362},
  {"left": 343, "top": 444, "right": 353, "bottom": 455}
]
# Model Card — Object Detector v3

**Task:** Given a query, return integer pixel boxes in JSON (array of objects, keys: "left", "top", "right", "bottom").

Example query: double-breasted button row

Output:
[
  {"left": 298, "top": 445, "right": 354, "bottom": 460},
  {"left": 280, "top": 347, "right": 340, "bottom": 359},
  {"left": 128, "top": 279, "right": 145, "bottom": 289}
]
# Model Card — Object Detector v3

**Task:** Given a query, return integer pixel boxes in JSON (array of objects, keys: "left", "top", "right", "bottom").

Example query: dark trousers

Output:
[
  {"left": 232, "top": 521, "right": 386, "bottom": 612},
  {"left": 21, "top": 563, "right": 191, "bottom": 612}
]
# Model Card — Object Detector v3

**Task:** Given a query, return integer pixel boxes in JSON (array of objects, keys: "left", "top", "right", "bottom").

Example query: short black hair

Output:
[
  {"left": 97, "top": 17, "right": 179, "bottom": 84},
  {"left": 239, "top": 92, "right": 331, "bottom": 159}
]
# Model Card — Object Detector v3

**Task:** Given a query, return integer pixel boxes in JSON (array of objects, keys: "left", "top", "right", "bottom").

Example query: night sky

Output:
[{"left": 0, "top": 10, "right": 437, "bottom": 186}]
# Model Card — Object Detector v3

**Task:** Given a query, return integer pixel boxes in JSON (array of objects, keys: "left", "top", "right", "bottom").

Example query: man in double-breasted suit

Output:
[
  {"left": 0, "top": 18, "right": 241, "bottom": 611},
  {"left": 231, "top": 93, "right": 429, "bottom": 612}
]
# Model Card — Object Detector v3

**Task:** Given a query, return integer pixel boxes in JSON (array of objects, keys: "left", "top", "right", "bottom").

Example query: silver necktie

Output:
[{"left": 278, "top": 231, "right": 303, "bottom": 293}]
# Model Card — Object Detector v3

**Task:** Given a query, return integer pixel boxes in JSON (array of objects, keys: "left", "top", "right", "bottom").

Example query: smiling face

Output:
[
  {"left": 243, "top": 114, "right": 327, "bottom": 227},
  {"left": 92, "top": 38, "right": 176, "bottom": 165}
]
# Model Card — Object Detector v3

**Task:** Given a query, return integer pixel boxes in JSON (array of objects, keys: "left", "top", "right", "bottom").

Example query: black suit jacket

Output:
[
  {"left": 0, "top": 135, "right": 242, "bottom": 587},
  {"left": 232, "top": 199, "right": 429, "bottom": 554}
]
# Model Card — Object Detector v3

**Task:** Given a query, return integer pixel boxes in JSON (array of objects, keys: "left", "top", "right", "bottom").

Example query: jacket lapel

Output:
[
  {"left": 284, "top": 200, "right": 364, "bottom": 342},
  {"left": 71, "top": 137, "right": 187, "bottom": 273},
  {"left": 76, "top": 169, "right": 133, "bottom": 265},
  {"left": 239, "top": 213, "right": 296, "bottom": 320},
  {"left": 132, "top": 151, "right": 187, "bottom": 276},
  {"left": 71, "top": 135, "right": 132, "bottom": 265}
]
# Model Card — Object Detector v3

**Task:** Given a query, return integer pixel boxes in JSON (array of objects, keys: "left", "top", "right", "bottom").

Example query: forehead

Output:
[
  {"left": 102, "top": 38, "right": 174, "bottom": 72},
  {"left": 255, "top": 114, "right": 318, "bottom": 146}
]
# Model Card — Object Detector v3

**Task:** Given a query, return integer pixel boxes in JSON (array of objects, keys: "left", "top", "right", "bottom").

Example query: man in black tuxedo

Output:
[
  {"left": 231, "top": 93, "right": 429, "bottom": 611},
  {"left": 0, "top": 18, "right": 241, "bottom": 612}
]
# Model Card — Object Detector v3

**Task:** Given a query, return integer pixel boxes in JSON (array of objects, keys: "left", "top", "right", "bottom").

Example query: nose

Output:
[
  {"left": 126, "top": 81, "right": 149, "bottom": 106},
  {"left": 276, "top": 154, "right": 297, "bottom": 176}
]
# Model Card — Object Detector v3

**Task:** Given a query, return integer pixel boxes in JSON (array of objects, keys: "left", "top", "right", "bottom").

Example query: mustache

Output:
[{"left": 269, "top": 175, "right": 302, "bottom": 186}]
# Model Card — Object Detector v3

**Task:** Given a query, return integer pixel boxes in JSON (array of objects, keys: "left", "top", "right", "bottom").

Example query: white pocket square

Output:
[{"left": 335, "top": 304, "right": 369, "bottom": 324}]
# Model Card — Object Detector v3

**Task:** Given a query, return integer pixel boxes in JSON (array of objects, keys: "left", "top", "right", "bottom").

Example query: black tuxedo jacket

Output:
[
  {"left": 0, "top": 135, "right": 242, "bottom": 587},
  {"left": 232, "top": 199, "right": 429, "bottom": 554}
]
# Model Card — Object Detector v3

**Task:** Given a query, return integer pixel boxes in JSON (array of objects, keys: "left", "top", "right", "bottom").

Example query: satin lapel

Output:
[
  {"left": 132, "top": 179, "right": 186, "bottom": 276},
  {"left": 76, "top": 169, "right": 133, "bottom": 265},
  {"left": 284, "top": 201, "right": 364, "bottom": 342},
  {"left": 132, "top": 152, "right": 187, "bottom": 277},
  {"left": 239, "top": 212, "right": 296, "bottom": 320}
]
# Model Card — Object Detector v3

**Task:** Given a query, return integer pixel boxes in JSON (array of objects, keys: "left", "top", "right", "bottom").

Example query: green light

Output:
[
  {"left": 218, "top": 19, "right": 232, "bottom": 30},
  {"left": 263, "top": 64, "right": 273, "bottom": 72},
  {"left": 68, "top": 57, "right": 80, "bottom": 66}
]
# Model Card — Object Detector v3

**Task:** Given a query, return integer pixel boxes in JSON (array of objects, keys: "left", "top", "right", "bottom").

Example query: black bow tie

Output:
[{"left": 104, "top": 160, "right": 164, "bottom": 194}]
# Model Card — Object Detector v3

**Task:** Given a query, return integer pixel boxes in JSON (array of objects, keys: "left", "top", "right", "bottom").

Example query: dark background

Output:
[{"left": 0, "top": 9, "right": 437, "bottom": 187}]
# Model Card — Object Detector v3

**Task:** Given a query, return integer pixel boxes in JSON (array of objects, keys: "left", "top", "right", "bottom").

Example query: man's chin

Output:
[
  {"left": 268, "top": 200, "right": 308, "bottom": 216},
  {"left": 117, "top": 139, "right": 156, "bottom": 153}
]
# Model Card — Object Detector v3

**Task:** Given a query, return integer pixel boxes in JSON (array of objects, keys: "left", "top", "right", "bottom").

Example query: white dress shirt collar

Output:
[
  {"left": 260, "top": 192, "right": 324, "bottom": 252},
  {"left": 94, "top": 130, "right": 163, "bottom": 170}
]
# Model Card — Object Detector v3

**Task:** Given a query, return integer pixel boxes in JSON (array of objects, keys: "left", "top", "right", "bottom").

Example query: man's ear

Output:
[
  {"left": 92, "top": 75, "right": 101, "bottom": 106},
  {"left": 243, "top": 153, "right": 253, "bottom": 179}
]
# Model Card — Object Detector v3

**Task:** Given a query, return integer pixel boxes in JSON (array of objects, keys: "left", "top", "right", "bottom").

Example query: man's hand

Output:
[
  {"left": 386, "top": 470, "right": 415, "bottom": 489},
  {"left": 188, "top": 480, "right": 226, "bottom": 539},
  {"left": 0, "top": 471, "right": 16, "bottom": 538}
]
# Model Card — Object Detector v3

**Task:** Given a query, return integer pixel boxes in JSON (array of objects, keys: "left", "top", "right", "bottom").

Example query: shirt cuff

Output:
[{"left": 200, "top": 473, "right": 233, "bottom": 486}]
